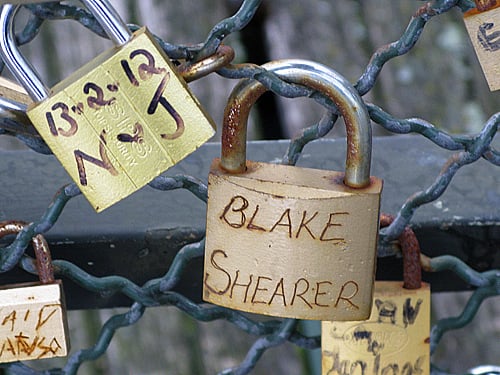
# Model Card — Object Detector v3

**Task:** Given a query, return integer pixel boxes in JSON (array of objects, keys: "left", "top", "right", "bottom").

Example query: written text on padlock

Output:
[
  {"left": 204, "top": 161, "right": 382, "bottom": 321},
  {"left": 463, "top": 4, "right": 500, "bottom": 91},
  {"left": 322, "top": 282, "right": 430, "bottom": 375},
  {"left": 0, "top": 282, "right": 68, "bottom": 363},
  {"left": 27, "top": 28, "right": 215, "bottom": 212}
]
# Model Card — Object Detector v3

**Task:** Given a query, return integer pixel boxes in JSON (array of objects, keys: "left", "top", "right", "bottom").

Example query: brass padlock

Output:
[
  {"left": 203, "top": 59, "right": 383, "bottom": 320},
  {"left": 463, "top": 1, "right": 500, "bottom": 91},
  {"left": 0, "top": 221, "right": 69, "bottom": 363},
  {"left": 0, "top": 2, "right": 215, "bottom": 212},
  {"left": 322, "top": 214, "right": 430, "bottom": 375}
]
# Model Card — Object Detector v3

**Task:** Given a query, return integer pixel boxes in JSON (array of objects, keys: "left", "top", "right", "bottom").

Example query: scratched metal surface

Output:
[{"left": 0, "top": 135, "right": 499, "bottom": 308}]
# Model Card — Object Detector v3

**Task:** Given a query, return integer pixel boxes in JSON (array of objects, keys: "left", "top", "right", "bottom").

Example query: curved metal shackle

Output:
[
  {"left": 380, "top": 213, "right": 421, "bottom": 289},
  {"left": 221, "top": 59, "right": 372, "bottom": 188},
  {"left": 0, "top": 1, "right": 132, "bottom": 102},
  {"left": 0, "top": 220, "right": 55, "bottom": 284},
  {"left": 0, "top": 96, "right": 27, "bottom": 123}
]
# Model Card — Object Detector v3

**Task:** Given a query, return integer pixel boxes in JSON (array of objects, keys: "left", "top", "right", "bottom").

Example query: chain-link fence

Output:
[{"left": 0, "top": 0, "right": 499, "bottom": 374}]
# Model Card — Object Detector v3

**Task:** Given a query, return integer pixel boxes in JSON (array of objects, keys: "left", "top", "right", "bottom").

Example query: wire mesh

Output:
[{"left": 0, "top": 0, "right": 498, "bottom": 374}]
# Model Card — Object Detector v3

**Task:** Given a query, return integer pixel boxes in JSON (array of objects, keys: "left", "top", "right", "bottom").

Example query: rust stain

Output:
[
  {"left": 221, "top": 82, "right": 267, "bottom": 173},
  {"left": 0, "top": 220, "right": 26, "bottom": 238},
  {"left": 380, "top": 214, "right": 422, "bottom": 290},
  {"left": 0, "top": 220, "right": 55, "bottom": 284},
  {"left": 464, "top": 1, "right": 499, "bottom": 16},
  {"left": 415, "top": 3, "right": 437, "bottom": 17},
  {"left": 221, "top": 100, "right": 243, "bottom": 168},
  {"left": 178, "top": 45, "right": 235, "bottom": 83},
  {"left": 474, "top": 0, "right": 498, "bottom": 12}
]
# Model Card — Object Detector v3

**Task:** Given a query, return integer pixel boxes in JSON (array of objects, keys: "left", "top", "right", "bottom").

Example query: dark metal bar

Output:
[{"left": 0, "top": 136, "right": 499, "bottom": 309}]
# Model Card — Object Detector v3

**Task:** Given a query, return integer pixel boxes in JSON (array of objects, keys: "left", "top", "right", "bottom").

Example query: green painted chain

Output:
[{"left": 0, "top": 0, "right": 499, "bottom": 374}]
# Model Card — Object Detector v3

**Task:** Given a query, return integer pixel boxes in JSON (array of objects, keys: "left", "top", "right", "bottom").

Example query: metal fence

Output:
[{"left": 0, "top": 0, "right": 499, "bottom": 374}]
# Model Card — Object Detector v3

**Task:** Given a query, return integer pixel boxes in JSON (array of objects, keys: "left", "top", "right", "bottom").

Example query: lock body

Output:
[
  {"left": 27, "top": 27, "right": 215, "bottom": 211},
  {"left": 322, "top": 281, "right": 430, "bottom": 375},
  {"left": 0, "top": 77, "right": 33, "bottom": 128},
  {"left": 463, "top": 4, "right": 500, "bottom": 91},
  {"left": 204, "top": 160, "right": 382, "bottom": 320},
  {"left": 0, "top": 76, "right": 31, "bottom": 105},
  {"left": 0, "top": 280, "right": 69, "bottom": 363}
]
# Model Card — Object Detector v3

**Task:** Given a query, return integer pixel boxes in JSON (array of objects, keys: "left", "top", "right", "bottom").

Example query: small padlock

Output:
[
  {"left": 0, "top": 75, "right": 33, "bottom": 133},
  {"left": 463, "top": 0, "right": 500, "bottom": 91},
  {"left": 322, "top": 214, "right": 430, "bottom": 375},
  {"left": 0, "top": 76, "right": 31, "bottom": 106},
  {"left": 0, "top": 91, "right": 28, "bottom": 126},
  {"left": 203, "top": 59, "right": 383, "bottom": 320},
  {"left": 0, "top": 221, "right": 69, "bottom": 363},
  {"left": 0, "top": 1, "right": 215, "bottom": 212}
]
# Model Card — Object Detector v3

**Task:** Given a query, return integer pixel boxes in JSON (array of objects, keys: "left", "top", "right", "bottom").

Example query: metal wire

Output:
[{"left": 0, "top": 0, "right": 498, "bottom": 374}]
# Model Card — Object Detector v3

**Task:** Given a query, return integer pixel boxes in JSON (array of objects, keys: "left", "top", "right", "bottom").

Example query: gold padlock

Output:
[
  {"left": 0, "top": 2, "right": 215, "bottom": 212},
  {"left": 322, "top": 214, "right": 430, "bottom": 375},
  {"left": 0, "top": 221, "right": 69, "bottom": 363},
  {"left": 203, "top": 59, "right": 383, "bottom": 321},
  {"left": 463, "top": 1, "right": 500, "bottom": 91}
]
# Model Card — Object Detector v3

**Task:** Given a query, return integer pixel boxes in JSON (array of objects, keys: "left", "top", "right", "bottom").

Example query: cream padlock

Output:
[
  {"left": 463, "top": 0, "right": 500, "bottom": 91},
  {"left": 322, "top": 214, "right": 430, "bottom": 375},
  {"left": 0, "top": 76, "right": 33, "bottom": 133},
  {"left": 0, "top": 76, "right": 31, "bottom": 106},
  {"left": 0, "top": 221, "right": 69, "bottom": 363},
  {"left": 203, "top": 59, "right": 383, "bottom": 320}
]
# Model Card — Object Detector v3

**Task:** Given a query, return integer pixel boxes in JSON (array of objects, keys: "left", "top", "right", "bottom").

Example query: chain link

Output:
[{"left": 0, "top": 0, "right": 499, "bottom": 374}]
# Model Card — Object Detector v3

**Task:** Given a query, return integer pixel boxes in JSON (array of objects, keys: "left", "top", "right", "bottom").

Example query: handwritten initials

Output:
[{"left": 478, "top": 22, "right": 500, "bottom": 52}]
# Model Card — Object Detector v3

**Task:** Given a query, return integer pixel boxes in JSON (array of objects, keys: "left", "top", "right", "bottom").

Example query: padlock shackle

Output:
[
  {"left": 220, "top": 59, "right": 372, "bottom": 188},
  {"left": 380, "top": 214, "right": 422, "bottom": 289},
  {"left": 0, "top": 5, "right": 49, "bottom": 102},
  {"left": 0, "top": 1, "right": 132, "bottom": 102},
  {"left": 0, "top": 96, "right": 28, "bottom": 123},
  {"left": 83, "top": 0, "right": 132, "bottom": 45},
  {"left": 0, "top": 220, "right": 55, "bottom": 284}
]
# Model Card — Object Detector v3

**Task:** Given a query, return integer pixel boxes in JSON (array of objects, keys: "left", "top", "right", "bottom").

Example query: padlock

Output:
[
  {"left": 322, "top": 214, "right": 430, "bottom": 375},
  {"left": 0, "top": 1, "right": 215, "bottom": 212},
  {"left": 463, "top": 0, "right": 500, "bottom": 91},
  {"left": 0, "top": 76, "right": 33, "bottom": 132},
  {"left": 203, "top": 59, "right": 383, "bottom": 320},
  {"left": 0, "top": 89, "right": 29, "bottom": 126},
  {"left": 0, "top": 76, "right": 31, "bottom": 106},
  {"left": 0, "top": 221, "right": 69, "bottom": 363},
  {"left": 0, "top": 92, "right": 49, "bottom": 153}
]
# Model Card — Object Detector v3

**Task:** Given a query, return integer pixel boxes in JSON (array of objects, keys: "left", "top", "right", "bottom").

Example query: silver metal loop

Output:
[
  {"left": 0, "top": 96, "right": 28, "bottom": 123},
  {"left": 0, "top": 1, "right": 132, "bottom": 102},
  {"left": 469, "top": 365, "right": 500, "bottom": 375},
  {"left": 221, "top": 59, "right": 372, "bottom": 188},
  {"left": 0, "top": 5, "right": 49, "bottom": 101},
  {"left": 83, "top": 0, "right": 132, "bottom": 46}
]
